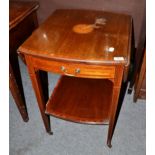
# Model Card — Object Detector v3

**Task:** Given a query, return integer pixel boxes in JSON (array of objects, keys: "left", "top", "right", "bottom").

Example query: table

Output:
[
  {"left": 18, "top": 9, "right": 132, "bottom": 147},
  {"left": 9, "top": 1, "right": 49, "bottom": 122}
]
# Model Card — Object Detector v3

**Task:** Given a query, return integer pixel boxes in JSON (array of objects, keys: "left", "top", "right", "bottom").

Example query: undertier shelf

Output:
[{"left": 46, "top": 76, "right": 113, "bottom": 124}]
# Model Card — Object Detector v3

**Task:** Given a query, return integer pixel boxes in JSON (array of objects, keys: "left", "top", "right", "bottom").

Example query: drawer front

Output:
[
  {"left": 32, "top": 57, "right": 115, "bottom": 79},
  {"left": 63, "top": 63, "right": 115, "bottom": 79}
]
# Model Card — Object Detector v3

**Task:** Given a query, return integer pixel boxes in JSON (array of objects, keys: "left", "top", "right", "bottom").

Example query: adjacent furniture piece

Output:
[
  {"left": 18, "top": 9, "right": 132, "bottom": 147},
  {"left": 134, "top": 49, "right": 146, "bottom": 102},
  {"left": 9, "top": 1, "right": 39, "bottom": 122},
  {"left": 128, "top": 7, "right": 146, "bottom": 94}
]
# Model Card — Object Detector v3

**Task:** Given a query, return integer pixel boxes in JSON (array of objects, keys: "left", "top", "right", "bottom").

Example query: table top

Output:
[
  {"left": 19, "top": 9, "right": 132, "bottom": 65},
  {"left": 9, "top": 1, "right": 39, "bottom": 30}
]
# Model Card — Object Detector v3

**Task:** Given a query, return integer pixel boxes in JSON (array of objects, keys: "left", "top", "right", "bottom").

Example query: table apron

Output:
[{"left": 28, "top": 56, "right": 116, "bottom": 79}]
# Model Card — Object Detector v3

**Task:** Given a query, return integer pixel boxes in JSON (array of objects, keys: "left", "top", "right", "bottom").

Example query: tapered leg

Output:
[
  {"left": 107, "top": 66, "right": 124, "bottom": 148},
  {"left": 38, "top": 70, "right": 49, "bottom": 103},
  {"left": 25, "top": 56, "right": 52, "bottom": 134},
  {"left": 10, "top": 51, "right": 26, "bottom": 107},
  {"left": 107, "top": 87, "right": 121, "bottom": 148},
  {"left": 9, "top": 63, "right": 29, "bottom": 122}
]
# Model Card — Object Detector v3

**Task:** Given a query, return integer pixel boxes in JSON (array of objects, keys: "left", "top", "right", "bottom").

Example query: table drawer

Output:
[
  {"left": 32, "top": 57, "right": 115, "bottom": 79},
  {"left": 61, "top": 63, "right": 115, "bottom": 79}
]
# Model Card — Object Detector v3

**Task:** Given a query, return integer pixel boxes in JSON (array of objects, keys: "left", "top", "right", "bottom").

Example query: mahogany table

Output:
[
  {"left": 9, "top": 1, "right": 48, "bottom": 122},
  {"left": 18, "top": 9, "right": 132, "bottom": 147}
]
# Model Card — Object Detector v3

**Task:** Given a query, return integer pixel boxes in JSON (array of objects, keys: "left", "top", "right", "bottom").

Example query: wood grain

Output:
[
  {"left": 46, "top": 76, "right": 113, "bottom": 124},
  {"left": 19, "top": 10, "right": 132, "bottom": 147},
  {"left": 25, "top": 55, "right": 52, "bottom": 134},
  {"left": 30, "top": 56, "right": 115, "bottom": 79},
  {"left": 107, "top": 66, "right": 124, "bottom": 147},
  {"left": 9, "top": 1, "right": 39, "bottom": 122},
  {"left": 18, "top": 9, "right": 132, "bottom": 66}
]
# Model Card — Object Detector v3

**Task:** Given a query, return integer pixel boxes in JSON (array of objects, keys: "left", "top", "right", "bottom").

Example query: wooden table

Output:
[
  {"left": 9, "top": 1, "right": 40, "bottom": 122},
  {"left": 18, "top": 9, "right": 132, "bottom": 147}
]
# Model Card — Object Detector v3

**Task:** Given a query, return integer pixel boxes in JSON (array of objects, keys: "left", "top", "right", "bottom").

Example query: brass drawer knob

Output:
[
  {"left": 60, "top": 66, "right": 66, "bottom": 72},
  {"left": 75, "top": 68, "right": 80, "bottom": 74}
]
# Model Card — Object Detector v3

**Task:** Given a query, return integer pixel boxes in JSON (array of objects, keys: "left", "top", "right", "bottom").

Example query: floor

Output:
[{"left": 9, "top": 59, "right": 146, "bottom": 155}]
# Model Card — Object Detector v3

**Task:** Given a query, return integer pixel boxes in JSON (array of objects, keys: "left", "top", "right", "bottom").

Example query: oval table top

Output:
[{"left": 18, "top": 9, "right": 132, "bottom": 66}]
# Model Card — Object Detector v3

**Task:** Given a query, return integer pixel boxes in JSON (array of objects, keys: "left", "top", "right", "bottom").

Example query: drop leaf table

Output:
[{"left": 18, "top": 9, "right": 132, "bottom": 147}]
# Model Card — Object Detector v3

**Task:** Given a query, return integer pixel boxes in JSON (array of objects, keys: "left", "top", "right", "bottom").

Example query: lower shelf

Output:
[{"left": 46, "top": 76, "right": 113, "bottom": 124}]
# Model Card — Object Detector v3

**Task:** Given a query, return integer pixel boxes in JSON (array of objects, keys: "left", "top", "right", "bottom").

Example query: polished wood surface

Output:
[
  {"left": 19, "top": 9, "right": 132, "bottom": 147},
  {"left": 46, "top": 76, "right": 113, "bottom": 124},
  {"left": 9, "top": 63, "right": 29, "bottom": 122},
  {"left": 9, "top": 1, "right": 39, "bottom": 30},
  {"left": 29, "top": 56, "right": 115, "bottom": 79},
  {"left": 9, "top": 1, "right": 39, "bottom": 122},
  {"left": 25, "top": 56, "right": 52, "bottom": 134},
  {"left": 19, "top": 9, "right": 131, "bottom": 65}
]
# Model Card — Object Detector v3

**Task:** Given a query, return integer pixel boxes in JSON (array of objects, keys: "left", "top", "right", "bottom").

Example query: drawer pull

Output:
[
  {"left": 64, "top": 73, "right": 74, "bottom": 77},
  {"left": 60, "top": 66, "right": 66, "bottom": 72},
  {"left": 75, "top": 68, "right": 80, "bottom": 74}
]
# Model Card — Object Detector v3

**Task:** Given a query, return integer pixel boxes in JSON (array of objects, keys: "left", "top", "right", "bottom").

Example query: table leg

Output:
[
  {"left": 38, "top": 70, "right": 49, "bottom": 103},
  {"left": 107, "top": 87, "right": 121, "bottom": 147},
  {"left": 10, "top": 51, "right": 26, "bottom": 108},
  {"left": 25, "top": 56, "right": 52, "bottom": 134},
  {"left": 9, "top": 63, "right": 29, "bottom": 122},
  {"left": 107, "top": 66, "right": 124, "bottom": 148}
]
